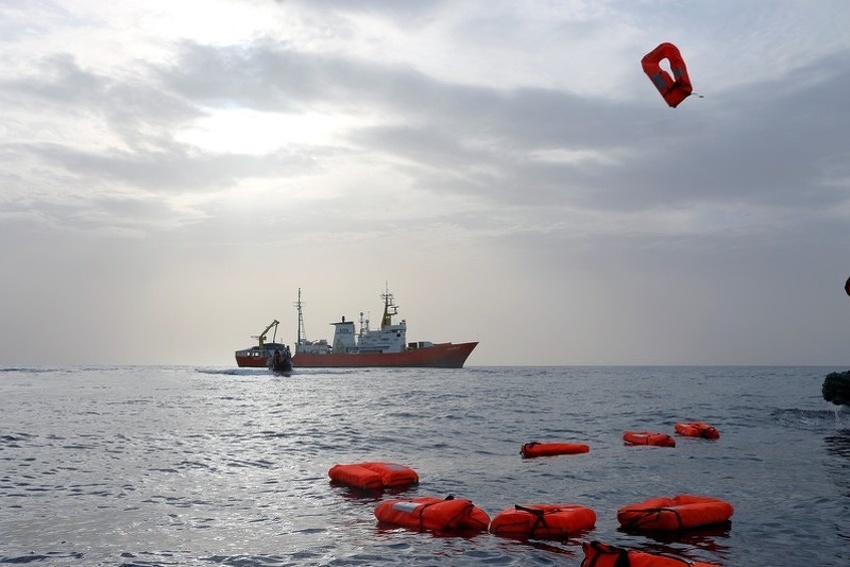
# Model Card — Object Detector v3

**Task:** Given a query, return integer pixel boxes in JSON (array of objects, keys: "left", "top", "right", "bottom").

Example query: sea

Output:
[{"left": 1, "top": 365, "right": 849, "bottom": 566}]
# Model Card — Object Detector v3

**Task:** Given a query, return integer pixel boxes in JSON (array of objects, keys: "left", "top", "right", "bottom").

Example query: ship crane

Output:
[{"left": 253, "top": 320, "right": 279, "bottom": 348}]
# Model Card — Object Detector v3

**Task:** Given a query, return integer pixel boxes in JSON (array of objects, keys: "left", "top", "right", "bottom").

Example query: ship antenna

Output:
[{"left": 295, "top": 288, "right": 307, "bottom": 344}]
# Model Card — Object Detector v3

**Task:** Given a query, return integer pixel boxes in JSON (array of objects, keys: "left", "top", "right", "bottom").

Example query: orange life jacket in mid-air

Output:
[{"left": 641, "top": 42, "right": 693, "bottom": 108}]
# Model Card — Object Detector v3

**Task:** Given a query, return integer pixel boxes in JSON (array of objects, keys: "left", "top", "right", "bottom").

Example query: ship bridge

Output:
[{"left": 357, "top": 321, "right": 406, "bottom": 353}]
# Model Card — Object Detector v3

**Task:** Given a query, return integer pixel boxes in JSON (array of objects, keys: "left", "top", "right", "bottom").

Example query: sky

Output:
[{"left": 1, "top": 0, "right": 849, "bottom": 367}]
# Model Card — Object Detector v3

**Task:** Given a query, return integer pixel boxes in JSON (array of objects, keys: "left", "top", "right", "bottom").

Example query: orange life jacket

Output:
[
  {"left": 641, "top": 42, "right": 694, "bottom": 108},
  {"left": 581, "top": 540, "right": 720, "bottom": 567},
  {"left": 374, "top": 495, "right": 490, "bottom": 533},
  {"left": 328, "top": 461, "right": 419, "bottom": 490},
  {"left": 520, "top": 441, "right": 590, "bottom": 458},
  {"left": 674, "top": 422, "right": 720, "bottom": 439},
  {"left": 489, "top": 503, "right": 596, "bottom": 540},
  {"left": 617, "top": 494, "right": 734, "bottom": 532},
  {"left": 623, "top": 431, "right": 676, "bottom": 447}
]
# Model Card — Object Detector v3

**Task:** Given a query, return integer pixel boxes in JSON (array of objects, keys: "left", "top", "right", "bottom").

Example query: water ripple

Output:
[{"left": 0, "top": 366, "right": 847, "bottom": 566}]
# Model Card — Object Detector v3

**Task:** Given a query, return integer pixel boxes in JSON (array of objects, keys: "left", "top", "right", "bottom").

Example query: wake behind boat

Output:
[{"left": 291, "top": 287, "right": 477, "bottom": 369}]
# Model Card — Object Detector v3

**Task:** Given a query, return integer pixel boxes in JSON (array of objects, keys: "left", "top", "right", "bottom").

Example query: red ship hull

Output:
[
  {"left": 235, "top": 342, "right": 288, "bottom": 368},
  {"left": 236, "top": 356, "right": 269, "bottom": 368},
  {"left": 292, "top": 341, "right": 477, "bottom": 368}
]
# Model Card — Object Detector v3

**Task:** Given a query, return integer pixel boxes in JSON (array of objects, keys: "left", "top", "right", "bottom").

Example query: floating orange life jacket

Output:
[
  {"left": 374, "top": 495, "right": 490, "bottom": 533},
  {"left": 623, "top": 431, "right": 676, "bottom": 447},
  {"left": 581, "top": 541, "right": 720, "bottom": 567},
  {"left": 328, "top": 461, "right": 419, "bottom": 490},
  {"left": 617, "top": 494, "right": 734, "bottom": 532},
  {"left": 489, "top": 503, "right": 596, "bottom": 540},
  {"left": 674, "top": 422, "right": 720, "bottom": 439},
  {"left": 520, "top": 441, "right": 590, "bottom": 458}
]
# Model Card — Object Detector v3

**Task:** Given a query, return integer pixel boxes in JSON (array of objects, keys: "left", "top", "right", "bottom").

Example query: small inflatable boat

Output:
[
  {"left": 674, "top": 422, "right": 720, "bottom": 439},
  {"left": 489, "top": 503, "right": 596, "bottom": 540},
  {"left": 617, "top": 494, "right": 734, "bottom": 532},
  {"left": 581, "top": 540, "right": 720, "bottom": 567},
  {"left": 267, "top": 347, "right": 292, "bottom": 375},
  {"left": 520, "top": 441, "right": 590, "bottom": 458},
  {"left": 623, "top": 431, "right": 676, "bottom": 447},
  {"left": 374, "top": 495, "right": 490, "bottom": 533},
  {"left": 328, "top": 461, "right": 419, "bottom": 490}
]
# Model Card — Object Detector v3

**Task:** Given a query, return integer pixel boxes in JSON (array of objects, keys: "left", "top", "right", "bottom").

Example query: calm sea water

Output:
[{"left": 1, "top": 365, "right": 848, "bottom": 566}]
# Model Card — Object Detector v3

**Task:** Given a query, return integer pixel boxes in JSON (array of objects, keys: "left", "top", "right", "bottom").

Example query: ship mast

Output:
[
  {"left": 294, "top": 288, "right": 306, "bottom": 344},
  {"left": 380, "top": 284, "right": 399, "bottom": 329}
]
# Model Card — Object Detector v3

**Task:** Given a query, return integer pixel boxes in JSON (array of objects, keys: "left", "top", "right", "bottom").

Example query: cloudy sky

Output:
[{"left": 2, "top": 0, "right": 849, "bottom": 366}]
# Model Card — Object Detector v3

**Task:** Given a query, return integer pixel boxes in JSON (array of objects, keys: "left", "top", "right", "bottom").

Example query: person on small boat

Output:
[{"left": 271, "top": 347, "right": 292, "bottom": 373}]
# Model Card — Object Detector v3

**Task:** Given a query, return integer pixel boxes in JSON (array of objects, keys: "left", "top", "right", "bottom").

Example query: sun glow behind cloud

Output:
[{"left": 176, "top": 108, "right": 349, "bottom": 154}]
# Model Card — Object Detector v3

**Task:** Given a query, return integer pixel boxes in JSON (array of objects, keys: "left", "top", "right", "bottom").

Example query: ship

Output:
[
  {"left": 291, "top": 287, "right": 477, "bottom": 368},
  {"left": 234, "top": 319, "right": 292, "bottom": 369}
]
